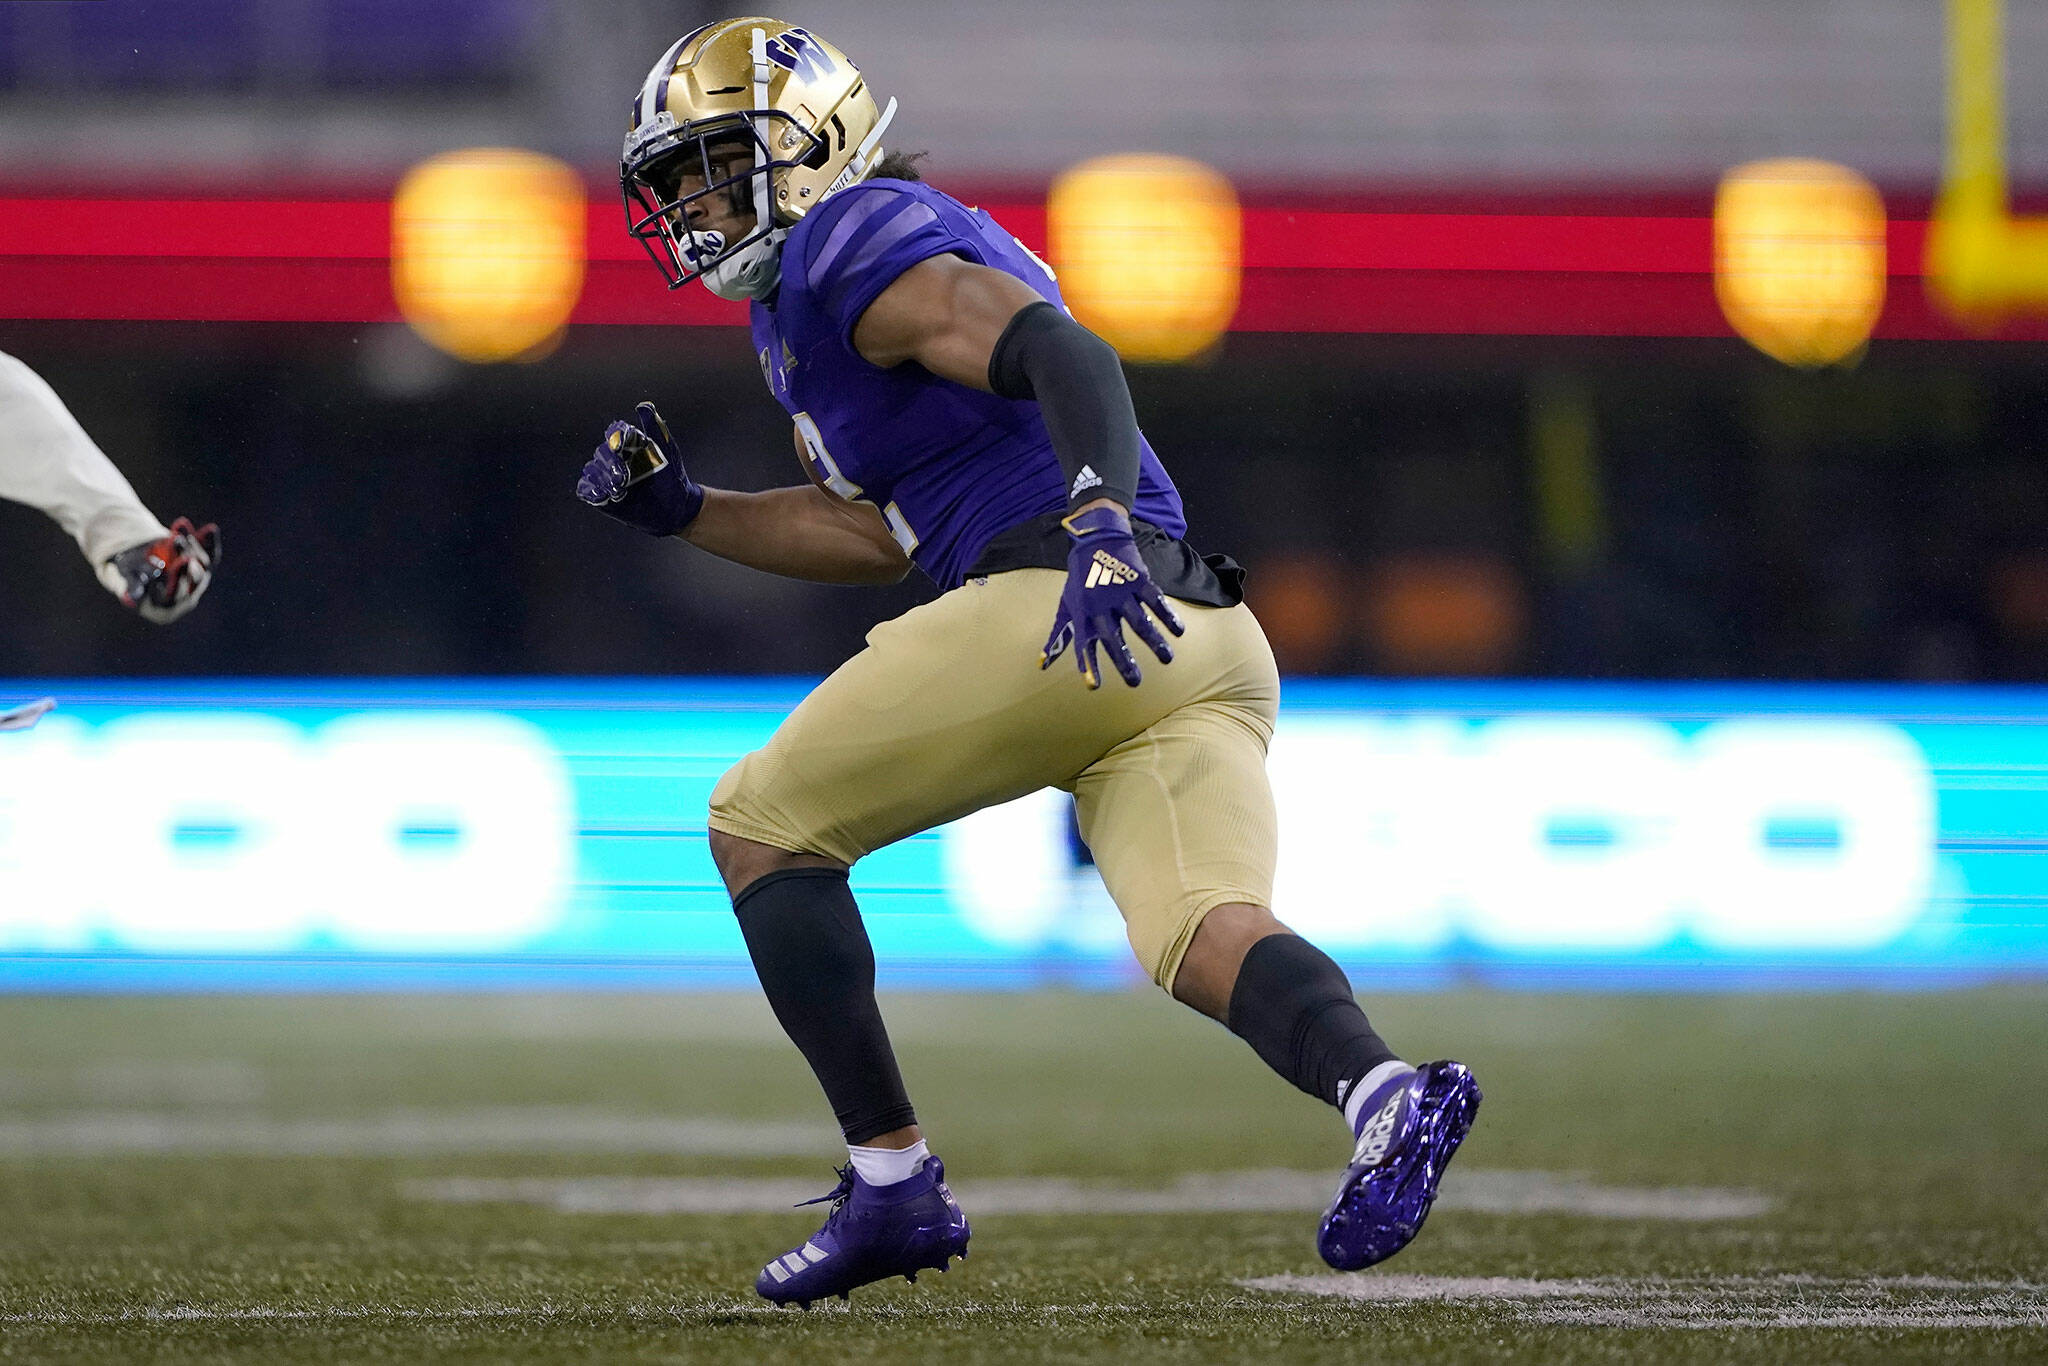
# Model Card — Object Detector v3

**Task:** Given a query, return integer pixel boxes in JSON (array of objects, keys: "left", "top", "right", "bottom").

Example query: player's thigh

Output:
[
  {"left": 709, "top": 570, "right": 1157, "bottom": 864},
  {"left": 1072, "top": 610, "right": 1281, "bottom": 991}
]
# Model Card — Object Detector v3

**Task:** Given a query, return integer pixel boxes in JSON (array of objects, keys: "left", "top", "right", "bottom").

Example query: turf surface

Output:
[{"left": 0, "top": 988, "right": 2043, "bottom": 1363}]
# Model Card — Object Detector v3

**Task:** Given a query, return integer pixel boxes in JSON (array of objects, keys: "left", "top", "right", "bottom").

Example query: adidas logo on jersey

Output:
[
  {"left": 1084, "top": 550, "right": 1139, "bottom": 590},
  {"left": 1070, "top": 464, "right": 1103, "bottom": 499},
  {"left": 1351, "top": 1089, "right": 1407, "bottom": 1167}
]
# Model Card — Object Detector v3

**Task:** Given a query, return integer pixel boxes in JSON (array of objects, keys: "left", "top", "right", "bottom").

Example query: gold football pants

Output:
[{"left": 708, "top": 567, "right": 1281, "bottom": 990}]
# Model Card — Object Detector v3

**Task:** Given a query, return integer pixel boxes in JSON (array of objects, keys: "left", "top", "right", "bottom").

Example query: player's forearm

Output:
[
  {"left": 986, "top": 302, "right": 1141, "bottom": 516},
  {"left": 681, "top": 485, "right": 910, "bottom": 585},
  {"left": 0, "top": 351, "right": 166, "bottom": 565}
]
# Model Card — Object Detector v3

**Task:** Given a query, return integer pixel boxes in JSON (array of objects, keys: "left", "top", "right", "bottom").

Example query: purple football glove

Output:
[
  {"left": 576, "top": 401, "right": 704, "bottom": 536},
  {"left": 1042, "top": 505, "right": 1185, "bottom": 689}
]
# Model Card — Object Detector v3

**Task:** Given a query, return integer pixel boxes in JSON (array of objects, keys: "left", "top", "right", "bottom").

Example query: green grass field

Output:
[{"left": 1, "top": 988, "right": 2044, "bottom": 1363}]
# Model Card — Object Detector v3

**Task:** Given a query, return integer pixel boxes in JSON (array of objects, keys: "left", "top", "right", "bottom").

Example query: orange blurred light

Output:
[
  {"left": 1047, "top": 154, "right": 1241, "bottom": 364},
  {"left": 1714, "top": 158, "right": 1886, "bottom": 368},
  {"left": 1362, "top": 554, "right": 1526, "bottom": 677},
  {"left": 1246, "top": 552, "right": 1349, "bottom": 672},
  {"left": 392, "top": 148, "right": 586, "bottom": 365}
]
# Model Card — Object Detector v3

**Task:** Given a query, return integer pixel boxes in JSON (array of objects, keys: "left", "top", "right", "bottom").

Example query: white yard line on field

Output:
[
  {"left": 0, "top": 1110, "right": 826, "bottom": 1156},
  {"left": 1239, "top": 1273, "right": 2048, "bottom": 1330},
  {"left": 403, "top": 1167, "right": 1774, "bottom": 1221},
  {"left": 0, "top": 1060, "right": 264, "bottom": 1106}
]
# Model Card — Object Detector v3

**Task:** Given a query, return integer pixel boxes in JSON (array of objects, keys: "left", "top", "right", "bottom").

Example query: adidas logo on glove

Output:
[{"left": 1084, "top": 550, "right": 1139, "bottom": 589}]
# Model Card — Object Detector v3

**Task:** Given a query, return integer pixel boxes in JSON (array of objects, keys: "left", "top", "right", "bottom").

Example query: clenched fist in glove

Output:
[
  {"left": 99, "top": 517, "right": 219, "bottom": 625},
  {"left": 576, "top": 401, "right": 704, "bottom": 537}
]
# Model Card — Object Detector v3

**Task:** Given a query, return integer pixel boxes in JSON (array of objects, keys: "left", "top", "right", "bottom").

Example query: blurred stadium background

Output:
[
  {"left": 5, "top": 0, "right": 2047, "bottom": 683},
  {"left": 2, "top": 2, "right": 2047, "bottom": 1360},
  {"left": 3, "top": 0, "right": 2047, "bottom": 984}
]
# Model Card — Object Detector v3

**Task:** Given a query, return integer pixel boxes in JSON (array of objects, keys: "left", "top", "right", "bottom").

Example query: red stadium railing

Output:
[{"left": 0, "top": 190, "right": 2039, "bottom": 340}]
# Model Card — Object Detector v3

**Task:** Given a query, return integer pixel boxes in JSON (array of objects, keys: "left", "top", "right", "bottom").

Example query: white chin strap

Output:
[{"left": 702, "top": 230, "right": 785, "bottom": 300}]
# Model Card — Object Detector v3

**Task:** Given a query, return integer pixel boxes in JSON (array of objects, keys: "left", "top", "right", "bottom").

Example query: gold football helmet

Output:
[{"left": 622, "top": 17, "right": 898, "bottom": 300}]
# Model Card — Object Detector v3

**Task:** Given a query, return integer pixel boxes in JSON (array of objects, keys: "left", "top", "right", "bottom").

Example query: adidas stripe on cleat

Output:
[{"left": 755, "top": 1155, "right": 971, "bottom": 1307}]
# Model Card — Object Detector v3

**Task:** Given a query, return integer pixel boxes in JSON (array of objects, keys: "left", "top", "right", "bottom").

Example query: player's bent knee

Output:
[
  {"left": 705, "top": 826, "right": 750, "bottom": 883},
  {"left": 707, "top": 827, "right": 841, "bottom": 900},
  {"left": 1184, "top": 902, "right": 1285, "bottom": 968},
  {"left": 1136, "top": 892, "right": 1275, "bottom": 995},
  {"left": 709, "top": 746, "right": 869, "bottom": 874},
  {"left": 1170, "top": 902, "right": 1287, "bottom": 1019}
]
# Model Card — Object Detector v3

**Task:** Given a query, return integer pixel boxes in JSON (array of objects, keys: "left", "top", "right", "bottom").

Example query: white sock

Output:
[
  {"left": 848, "top": 1138, "right": 930, "bottom": 1186},
  {"left": 1343, "top": 1060, "right": 1414, "bottom": 1133}
]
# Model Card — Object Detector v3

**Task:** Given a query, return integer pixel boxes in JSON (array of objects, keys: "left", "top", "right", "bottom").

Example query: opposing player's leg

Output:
[{"left": 1070, "top": 613, "right": 1480, "bottom": 1271}]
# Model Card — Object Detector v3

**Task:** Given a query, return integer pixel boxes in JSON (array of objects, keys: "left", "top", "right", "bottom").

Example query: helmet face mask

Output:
[
  {"left": 623, "top": 111, "right": 825, "bottom": 294},
  {"left": 620, "top": 18, "right": 898, "bottom": 299}
]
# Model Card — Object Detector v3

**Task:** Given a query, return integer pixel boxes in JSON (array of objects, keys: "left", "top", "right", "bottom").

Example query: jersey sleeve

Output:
[
  {"left": 0, "top": 349, "right": 166, "bottom": 567},
  {"left": 799, "top": 184, "right": 981, "bottom": 349}
]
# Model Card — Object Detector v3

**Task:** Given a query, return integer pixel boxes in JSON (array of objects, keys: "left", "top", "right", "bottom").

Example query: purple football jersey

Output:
[{"left": 750, "top": 179, "right": 1187, "bottom": 590}]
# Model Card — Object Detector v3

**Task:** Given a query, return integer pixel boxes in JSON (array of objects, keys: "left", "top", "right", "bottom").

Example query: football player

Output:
[
  {"left": 0, "top": 350, "right": 219, "bottom": 624},
  {"left": 578, "top": 18, "right": 1479, "bottom": 1307}
]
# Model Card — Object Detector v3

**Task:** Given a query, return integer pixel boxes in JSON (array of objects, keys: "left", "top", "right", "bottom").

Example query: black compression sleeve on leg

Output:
[
  {"left": 1226, "top": 933, "right": 1399, "bottom": 1111},
  {"left": 986, "top": 300, "right": 1142, "bottom": 512},
  {"left": 732, "top": 867, "right": 918, "bottom": 1144}
]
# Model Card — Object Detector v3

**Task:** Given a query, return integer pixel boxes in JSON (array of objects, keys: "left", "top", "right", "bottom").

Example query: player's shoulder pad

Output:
[{"left": 795, "top": 180, "right": 953, "bottom": 301}]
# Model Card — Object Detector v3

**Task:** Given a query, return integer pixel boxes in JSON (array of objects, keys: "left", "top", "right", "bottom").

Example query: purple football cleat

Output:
[
  {"left": 1317, "top": 1060, "right": 1482, "bottom": 1271},
  {"left": 756, "top": 1156, "right": 971, "bottom": 1308}
]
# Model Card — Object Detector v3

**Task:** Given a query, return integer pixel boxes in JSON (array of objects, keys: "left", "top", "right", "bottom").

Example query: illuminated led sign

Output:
[{"left": 0, "top": 681, "right": 2040, "bottom": 988}]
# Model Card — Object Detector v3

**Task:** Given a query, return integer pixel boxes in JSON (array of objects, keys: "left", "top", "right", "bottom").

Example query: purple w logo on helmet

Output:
[{"left": 766, "top": 27, "right": 837, "bottom": 82}]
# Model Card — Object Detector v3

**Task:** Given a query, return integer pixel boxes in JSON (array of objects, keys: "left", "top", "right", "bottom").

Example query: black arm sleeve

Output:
[{"left": 986, "top": 301, "right": 1141, "bottom": 514}]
